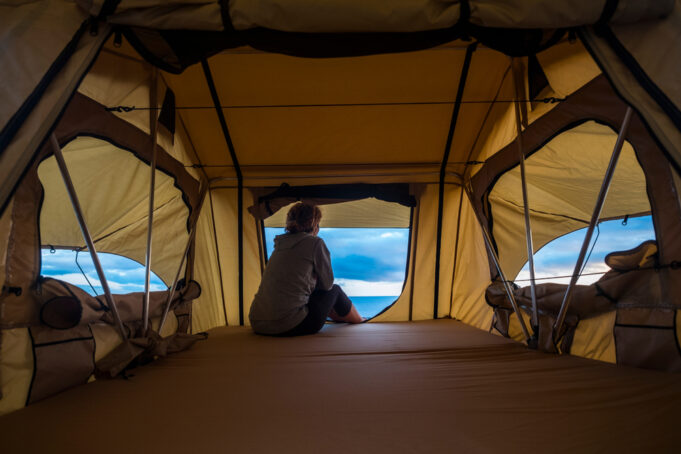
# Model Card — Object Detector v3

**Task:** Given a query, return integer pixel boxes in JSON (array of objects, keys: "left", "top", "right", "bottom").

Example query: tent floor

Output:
[{"left": 2, "top": 319, "right": 681, "bottom": 453}]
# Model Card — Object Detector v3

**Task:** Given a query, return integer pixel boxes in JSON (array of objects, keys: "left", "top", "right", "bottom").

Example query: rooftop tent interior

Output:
[{"left": 1, "top": 0, "right": 681, "bottom": 451}]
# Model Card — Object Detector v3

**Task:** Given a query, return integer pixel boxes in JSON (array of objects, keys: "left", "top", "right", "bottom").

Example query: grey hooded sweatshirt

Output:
[{"left": 249, "top": 232, "right": 334, "bottom": 334}]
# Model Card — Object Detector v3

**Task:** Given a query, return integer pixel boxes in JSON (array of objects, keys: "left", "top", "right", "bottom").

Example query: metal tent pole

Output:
[
  {"left": 142, "top": 68, "right": 159, "bottom": 336},
  {"left": 50, "top": 134, "right": 129, "bottom": 344},
  {"left": 464, "top": 184, "right": 532, "bottom": 343},
  {"left": 158, "top": 183, "right": 208, "bottom": 333},
  {"left": 511, "top": 58, "right": 539, "bottom": 342},
  {"left": 553, "top": 106, "right": 633, "bottom": 343}
]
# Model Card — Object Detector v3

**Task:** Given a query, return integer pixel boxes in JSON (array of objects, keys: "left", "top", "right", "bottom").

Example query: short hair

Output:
[{"left": 285, "top": 203, "right": 322, "bottom": 234}]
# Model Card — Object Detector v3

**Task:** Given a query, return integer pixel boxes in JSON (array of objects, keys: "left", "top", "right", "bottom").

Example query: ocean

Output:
[{"left": 350, "top": 295, "right": 398, "bottom": 319}]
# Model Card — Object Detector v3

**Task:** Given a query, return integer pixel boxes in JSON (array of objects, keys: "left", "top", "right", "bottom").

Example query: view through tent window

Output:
[
  {"left": 41, "top": 249, "right": 166, "bottom": 295},
  {"left": 264, "top": 227, "right": 409, "bottom": 318},
  {"left": 514, "top": 215, "right": 655, "bottom": 286}
]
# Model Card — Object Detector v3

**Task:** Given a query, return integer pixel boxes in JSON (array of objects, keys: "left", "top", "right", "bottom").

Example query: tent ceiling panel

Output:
[
  {"left": 202, "top": 47, "right": 474, "bottom": 106},
  {"left": 263, "top": 198, "right": 411, "bottom": 229},
  {"left": 161, "top": 44, "right": 512, "bottom": 175}
]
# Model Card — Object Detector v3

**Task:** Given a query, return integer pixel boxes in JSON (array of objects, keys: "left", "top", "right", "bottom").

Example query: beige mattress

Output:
[{"left": 1, "top": 320, "right": 680, "bottom": 453}]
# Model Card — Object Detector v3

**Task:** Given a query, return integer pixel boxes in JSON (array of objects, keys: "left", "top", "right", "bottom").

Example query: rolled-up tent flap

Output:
[
  {"left": 248, "top": 183, "right": 416, "bottom": 221},
  {"left": 102, "top": 0, "right": 675, "bottom": 32}
]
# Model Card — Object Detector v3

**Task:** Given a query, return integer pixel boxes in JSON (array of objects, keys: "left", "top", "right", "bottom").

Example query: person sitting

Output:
[{"left": 249, "top": 202, "right": 364, "bottom": 336}]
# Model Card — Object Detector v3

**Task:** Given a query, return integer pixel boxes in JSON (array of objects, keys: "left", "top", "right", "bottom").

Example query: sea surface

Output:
[{"left": 350, "top": 295, "right": 398, "bottom": 319}]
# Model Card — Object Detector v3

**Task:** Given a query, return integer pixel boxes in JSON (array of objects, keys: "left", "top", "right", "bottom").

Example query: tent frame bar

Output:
[
  {"left": 511, "top": 58, "right": 539, "bottom": 344},
  {"left": 202, "top": 59, "right": 245, "bottom": 326},
  {"left": 142, "top": 68, "right": 159, "bottom": 336},
  {"left": 434, "top": 41, "right": 477, "bottom": 318},
  {"left": 553, "top": 106, "right": 634, "bottom": 343},
  {"left": 49, "top": 134, "right": 129, "bottom": 345},
  {"left": 158, "top": 182, "right": 209, "bottom": 333},
  {"left": 464, "top": 184, "right": 532, "bottom": 343}
]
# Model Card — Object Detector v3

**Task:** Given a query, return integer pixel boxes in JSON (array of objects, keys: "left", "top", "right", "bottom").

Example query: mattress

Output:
[{"left": 1, "top": 320, "right": 680, "bottom": 453}]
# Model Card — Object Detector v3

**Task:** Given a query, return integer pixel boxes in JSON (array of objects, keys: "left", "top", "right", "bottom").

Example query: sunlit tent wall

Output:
[{"left": 1, "top": 0, "right": 681, "bottom": 424}]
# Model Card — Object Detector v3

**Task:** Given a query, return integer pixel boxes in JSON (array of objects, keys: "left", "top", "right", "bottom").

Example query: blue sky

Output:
[
  {"left": 265, "top": 227, "right": 409, "bottom": 296},
  {"left": 41, "top": 216, "right": 655, "bottom": 297},
  {"left": 516, "top": 215, "right": 655, "bottom": 285},
  {"left": 41, "top": 249, "right": 165, "bottom": 295}
]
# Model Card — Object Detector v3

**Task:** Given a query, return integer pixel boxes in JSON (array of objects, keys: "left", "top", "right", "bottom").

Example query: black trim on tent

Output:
[
  {"left": 592, "top": 25, "right": 681, "bottom": 136},
  {"left": 433, "top": 42, "right": 477, "bottom": 319},
  {"left": 122, "top": 24, "right": 567, "bottom": 75},
  {"left": 208, "top": 189, "right": 229, "bottom": 326},
  {"left": 0, "top": 25, "right": 115, "bottom": 220},
  {"left": 578, "top": 31, "right": 681, "bottom": 180},
  {"left": 449, "top": 187, "right": 466, "bottom": 314},
  {"left": 0, "top": 20, "right": 90, "bottom": 158},
  {"left": 202, "top": 59, "right": 245, "bottom": 326},
  {"left": 256, "top": 183, "right": 416, "bottom": 209},
  {"left": 25, "top": 328, "right": 38, "bottom": 406}
]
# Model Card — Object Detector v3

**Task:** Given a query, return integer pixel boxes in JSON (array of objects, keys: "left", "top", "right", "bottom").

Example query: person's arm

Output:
[{"left": 313, "top": 238, "right": 334, "bottom": 291}]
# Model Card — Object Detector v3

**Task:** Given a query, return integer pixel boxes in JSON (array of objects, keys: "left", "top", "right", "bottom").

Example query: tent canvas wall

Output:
[{"left": 2, "top": 1, "right": 681, "bottom": 448}]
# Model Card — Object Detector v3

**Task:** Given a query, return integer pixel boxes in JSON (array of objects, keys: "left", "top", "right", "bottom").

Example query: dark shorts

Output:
[{"left": 276, "top": 284, "right": 352, "bottom": 337}]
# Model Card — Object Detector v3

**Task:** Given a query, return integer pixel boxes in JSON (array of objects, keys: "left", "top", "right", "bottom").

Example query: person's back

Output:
[
  {"left": 249, "top": 231, "right": 333, "bottom": 334},
  {"left": 248, "top": 202, "right": 364, "bottom": 336}
]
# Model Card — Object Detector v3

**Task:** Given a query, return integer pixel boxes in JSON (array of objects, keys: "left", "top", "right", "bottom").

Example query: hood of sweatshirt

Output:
[{"left": 273, "top": 232, "right": 315, "bottom": 250}]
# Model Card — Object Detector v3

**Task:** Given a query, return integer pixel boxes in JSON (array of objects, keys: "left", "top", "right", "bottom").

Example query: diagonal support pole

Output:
[
  {"left": 511, "top": 58, "right": 539, "bottom": 344},
  {"left": 143, "top": 67, "right": 159, "bottom": 336},
  {"left": 158, "top": 182, "right": 209, "bottom": 333},
  {"left": 464, "top": 184, "right": 532, "bottom": 344},
  {"left": 50, "top": 134, "right": 129, "bottom": 345},
  {"left": 553, "top": 106, "right": 633, "bottom": 344}
]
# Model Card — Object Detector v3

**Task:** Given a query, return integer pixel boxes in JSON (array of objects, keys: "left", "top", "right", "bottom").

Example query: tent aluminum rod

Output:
[
  {"left": 511, "top": 58, "right": 539, "bottom": 341},
  {"left": 49, "top": 134, "right": 129, "bottom": 345},
  {"left": 553, "top": 106, "right": 634, "bottom": 343},
  {"left": 143, "top": 68, "right": 159, "bottom": 336},
  {"left": 464, "top": 183, "right": 532, "bottom": 343},
  {"left": 158, "top": 182, "right": 209, "bottom": 333}
]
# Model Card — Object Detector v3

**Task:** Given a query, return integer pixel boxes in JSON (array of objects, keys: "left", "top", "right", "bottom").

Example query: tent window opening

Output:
[
  {"left": 262, "top": 198, "right": 411, "bottom": 319},
  {"left": 514, "top": 215, "right": 656, "bottom": 286},
  {"left": 41, "top": 249, "right": 166, "bottom": 296},
  {"left": 488, "top": 120, "right": 652, "bottom": 286},
  {"left": 36, "top": 136, "right": 191, "bottom": 291}
]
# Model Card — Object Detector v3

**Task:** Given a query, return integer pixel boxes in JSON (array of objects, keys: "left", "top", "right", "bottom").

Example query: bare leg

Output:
[{"left": 329, "top": 303, "right": 364, "bottom": 323}]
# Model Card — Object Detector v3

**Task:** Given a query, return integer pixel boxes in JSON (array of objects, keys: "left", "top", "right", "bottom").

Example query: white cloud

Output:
[
  {"left": 515, "top": 262, "right": 610, "bottom": 286},
  {"left": 379, "top": 232, "right": 404, "bottom": 239},
  {"left": 334, "top": 278, "right": 403, "bottom": 296}
]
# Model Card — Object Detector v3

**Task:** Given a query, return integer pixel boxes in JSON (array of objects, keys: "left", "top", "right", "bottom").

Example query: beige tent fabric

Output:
[
  {"left": 0, "top": 16, "right": 109, "bottom": 216},
  {"left": 209, "top": 188, "right": 262, "bottom": 327},
  {"left": 0, "top": 328, "right": 32, "bottom": 415},
  {"left": 449, "top": 191, "right": 494, "bottom": 329},
  {"left": 228, "top": 0, "right": 673, "bottom": 32},
  {"left": 570, "top": 310, "right": 616, "bottom": 363},
  {"left": 160, "top": 45, "right": 511, "bottom": 185},
  {"left": 490, "top": 121, "right": 648, "bottom": 278},
  {"left": 264, "top": 198, "right": 412, "bottom": 229},
  {"left": 580, "top": 1, "right": 681, "bottom": 169},
  {"left": 374, "top": 184, "right": 439, "bottom": 322},
  {"left": 191, "top": 194, "right": 227, "bottom": 332}
]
